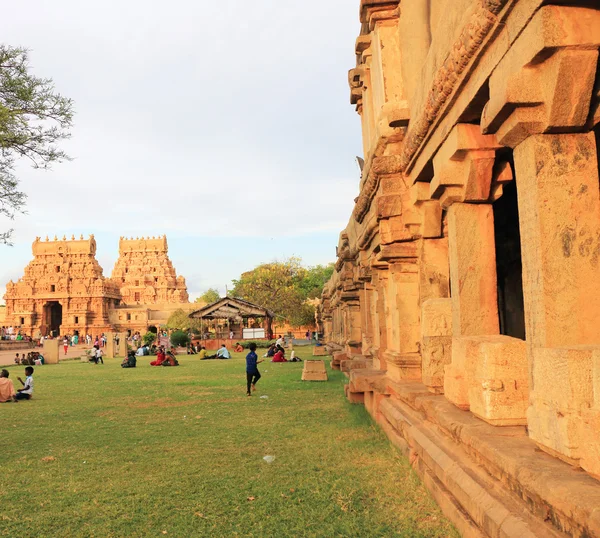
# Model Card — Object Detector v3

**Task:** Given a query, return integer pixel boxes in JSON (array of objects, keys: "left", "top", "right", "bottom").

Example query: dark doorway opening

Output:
[
  {"left": 148, "top": 325, "right": 158, "bottom": 334},
  {"left": 44, "top": 301, "right": 63, "bottom": 337},
  {"left": 493, "top": 177, "right": 526, "bottom": 340}
]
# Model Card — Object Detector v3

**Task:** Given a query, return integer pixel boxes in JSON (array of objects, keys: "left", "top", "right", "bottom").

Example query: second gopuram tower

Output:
[{"left": 110, "top": 235, "right": 189, "bottom": 306}]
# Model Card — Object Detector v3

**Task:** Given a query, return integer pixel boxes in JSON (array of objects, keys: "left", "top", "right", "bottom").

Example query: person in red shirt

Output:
[
  {"left": 271, "top": 350, "right": 287, "bottom": 362},
  {"left": 150, "top": 346, "right": 166, "bottom": 366}
]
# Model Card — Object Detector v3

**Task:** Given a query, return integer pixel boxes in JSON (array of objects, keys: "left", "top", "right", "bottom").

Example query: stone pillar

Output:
[
  {"left": 430, "top": 123, "right": 529, "bottom": 425},
  {"left": 43, "top": 339, "right": 60, "bottom": 365},
  {"left": 448, "top": 203, "right": 499, "bottom": 337},
  {"left": 480, "top": 5, "right": 600, "bottom": 474},
  {"left": 371, "top": 267, "right": 389, "bottom": 370},
  {"left": 514, "top": 133, "right": 600, "bottom": 468}
]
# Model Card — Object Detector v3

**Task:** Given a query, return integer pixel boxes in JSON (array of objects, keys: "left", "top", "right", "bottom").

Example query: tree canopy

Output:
[
  {"left": 0, "top": 46, "right": 74, "bottom": 244},
  {"left": 231, "top": 258, "right": 333, "bottom": 327},
  {"left": 195, "top": 288, "right": 220, "bottom": 305},
  {"left": 166, "top": 308, "right": 200, "bottom": 333}
]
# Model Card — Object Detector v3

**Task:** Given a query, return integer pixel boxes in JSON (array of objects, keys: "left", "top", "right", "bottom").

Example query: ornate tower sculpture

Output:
[
  {"left": 110, "top": 235, "right": 189, "bottom": 306},
  {"left": 2, "top": 235, "right": 121, "bottom": 337}
]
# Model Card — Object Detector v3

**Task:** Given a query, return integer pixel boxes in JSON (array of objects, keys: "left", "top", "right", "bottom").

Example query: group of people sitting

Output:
[
  {"left": 14, "top": 352, "right": 45, "bottom": 366},
  {"left": 149, "top": 346, "right": 180, "bottom": 367},
  {"left": 0, "top": 367, "right": 35, "bottom": 402},
  {"left": 264, "top": 343, "right": 302, "bottom": 363}
]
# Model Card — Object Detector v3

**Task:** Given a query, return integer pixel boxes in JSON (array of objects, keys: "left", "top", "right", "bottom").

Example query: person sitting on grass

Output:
[
  {"left": 0, "top": 369, "right": 17, "bottom": 403},
  {"left": 150, "top": 346, "right": 166, "bottom": 366},
  {"left": 264, "top": 343, "right": 276, "bottom": 358},
  {"left": 162, "top": 348, "right": 179, "bottom": 366},
  {"left": 197, "top": 346, "right": 208, "bottom": 360},
  {"left": 216, "top": 345, "right": 230, "bottom": 360},
  {"left": 121, "top": 351, "right": 137, "bottom": 368},
  {"left": 14, "top": 353, "right": 20, "bottom": 365},
  {"left": 272, "top": 349, "right": 287, "bottom": 362},
  {"left": 234, "top": 342, "right": 244, "bottom": 353},
  {"left": 245, "top": 343, "right": 263, "bottom": 397},
  {"left": 15, "top": 366, "right": 34, "bottom": 400}
]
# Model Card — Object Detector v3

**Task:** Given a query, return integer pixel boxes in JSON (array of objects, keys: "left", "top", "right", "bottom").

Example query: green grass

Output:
[{"left": 0, "top": 354, "right": 458, "bottom": 538}]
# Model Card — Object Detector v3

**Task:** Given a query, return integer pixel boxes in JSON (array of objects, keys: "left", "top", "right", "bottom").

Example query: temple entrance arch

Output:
[
  {"left": 43, "top": 301, "right": 63, "bottom": 337},
  {"left": 148, "top": 325, "right": 158, "bottom": 334}
]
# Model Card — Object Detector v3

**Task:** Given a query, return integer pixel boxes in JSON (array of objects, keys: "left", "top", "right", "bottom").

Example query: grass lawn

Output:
[{"left": 0, "top": 353, "right": 458, "bottom": 538}]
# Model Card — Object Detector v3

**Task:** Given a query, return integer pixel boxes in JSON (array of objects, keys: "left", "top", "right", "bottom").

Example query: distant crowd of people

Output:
[{"left": 1, "top": 325, "right": 317, "bottom": 401}]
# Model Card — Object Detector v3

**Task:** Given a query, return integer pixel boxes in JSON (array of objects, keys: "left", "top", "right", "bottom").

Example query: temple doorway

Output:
[
  {"left": 493, "top": 178, "right": 526, "bottom": 340},
  {"left": 44, "top": 301, "right": 63, "bottom": 337}
]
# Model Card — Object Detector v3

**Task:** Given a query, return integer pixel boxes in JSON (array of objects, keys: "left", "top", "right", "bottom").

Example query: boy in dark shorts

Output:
[
  {"left": 16, "top": 366, "right": 34, "bottom": 400},
  {"left": 245, "top": 343, "right": 263, "bottom": 396}
]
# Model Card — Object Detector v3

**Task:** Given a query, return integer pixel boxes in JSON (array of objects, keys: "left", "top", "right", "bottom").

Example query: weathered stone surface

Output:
[
  {"left": 448, "top": 204, "right": 499, "bottom": 338},
  {"left": 318, "top": 1, "right": 600, "bottom": 534},
  {"left": 445, "top": 335, "right": 528, "bottom": 425},
  {"left": 111, "top": 236, "right": 189, "bottom": 306},
  {"left": 302, "top": 360, "right": 328, "bottom": 381},
  {"left": 42, "top": 339, "right": 60, "bottom": 365}
]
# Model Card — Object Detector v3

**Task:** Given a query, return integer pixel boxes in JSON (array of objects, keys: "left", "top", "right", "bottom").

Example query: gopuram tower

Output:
[
  {"left": 3, "top": 235, "right": 121, "bottom": 337},
  {"left": 110, "top": 235, "right": 189, "bottom": 305}
]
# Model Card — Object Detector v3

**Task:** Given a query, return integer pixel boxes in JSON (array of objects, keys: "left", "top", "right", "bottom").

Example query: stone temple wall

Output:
[{"left": 320, "top": 2, "right": 600, "bottom": 536}]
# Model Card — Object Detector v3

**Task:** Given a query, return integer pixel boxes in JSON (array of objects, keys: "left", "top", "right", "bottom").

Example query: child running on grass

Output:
[{"left": 245, "top": 343, "right": 263, "bottom": 397}]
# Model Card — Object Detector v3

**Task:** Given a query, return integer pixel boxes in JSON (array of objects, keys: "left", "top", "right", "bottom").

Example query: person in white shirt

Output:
[
  {"left": 16, "top": 366, "right": 34, "bottom": 400},
  {"left": 95, "top": 348, "right": 104, "bottom": 365},
  {"left": 216, "top": 345, "right": 230, "bottom": 359}
]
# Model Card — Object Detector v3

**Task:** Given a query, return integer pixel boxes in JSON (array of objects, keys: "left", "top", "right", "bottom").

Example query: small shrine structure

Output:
[{"left": 189, "top": 297, "right": 273, "bottom": 340}]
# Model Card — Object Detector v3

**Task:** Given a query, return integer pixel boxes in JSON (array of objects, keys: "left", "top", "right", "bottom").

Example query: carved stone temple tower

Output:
[
  {"left": 3, "top": 235, "right": 121, "bottom": 337},
  {"left": 110, "top": 235, "right": 189, "bottom": 306}
]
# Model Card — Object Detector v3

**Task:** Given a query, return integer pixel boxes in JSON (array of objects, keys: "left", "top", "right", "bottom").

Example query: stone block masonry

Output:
[{"left": 318, "top": 2, "right": 600, "bottom": 536}]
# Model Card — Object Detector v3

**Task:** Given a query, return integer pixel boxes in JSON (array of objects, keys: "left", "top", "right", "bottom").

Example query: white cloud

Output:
[{"left": 0, "top": 0, "right": 363, "bottom": 303}]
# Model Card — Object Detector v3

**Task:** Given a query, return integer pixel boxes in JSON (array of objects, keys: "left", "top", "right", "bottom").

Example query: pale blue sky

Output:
[{"left": 0, "top": 0, "right": 363, "bottom": 301}]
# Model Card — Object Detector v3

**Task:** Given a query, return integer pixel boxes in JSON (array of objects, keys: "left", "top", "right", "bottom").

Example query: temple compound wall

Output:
[
  {"left": 320, "top": 2, "right": 600, "bottom": 536},
  {"left": 3, "top": 235, "right": 191, "bottom": 337}
]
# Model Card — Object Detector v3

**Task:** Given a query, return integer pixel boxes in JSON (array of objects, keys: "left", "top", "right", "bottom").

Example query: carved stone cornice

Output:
[
  {"left": 360, "top": 0, "right": 400, "bottom": 28},
  {"left": 396, "top": 0, "right": 510, "bottom": 174}
]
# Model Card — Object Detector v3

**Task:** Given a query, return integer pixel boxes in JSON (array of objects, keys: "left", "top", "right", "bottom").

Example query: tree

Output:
[
  {"left": 231, "top": 257, "right": 306, "bottom": 321},
  {"left": 170, "top": 330, "right": 190, "bottom": 347},
  {"left": 288, "top": 301, "right": 316, "bottom": 328},
  {"left": 298, "top": 263, "right": 335, "bottom": 299},
  {"left": 142, "top": 332, "right": 156, "bottom": 346},
  {"left": 0, "top": 46, "right": 74, "bottom": 244},
  {"left": 195, "top": 288, "right": 220, "bottom": 305},
  {"left": 166, "top": 308, "right": 200, "bottom": 332}
]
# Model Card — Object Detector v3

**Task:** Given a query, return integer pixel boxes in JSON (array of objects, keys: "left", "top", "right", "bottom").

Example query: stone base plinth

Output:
[
  {"left": 312, "top": 346, "right": 327, "bottom": 356},
  {"left": 330, "top": 351, "right": 348, "bottom": 370},
  {"left": 340, "top": 357, "right": 373, "bottom": 373},
  {"left": 301, "top": 360, "right": 328, "bottom": 381},
  {"left": 342, "top": 374, "right": 600, "bottom": 537},
  {"left": 445, "top": 335, "right": 528, "bottom": 425},
  {"left": 528, "top": 346, "right": 600, "bottom": 479}
]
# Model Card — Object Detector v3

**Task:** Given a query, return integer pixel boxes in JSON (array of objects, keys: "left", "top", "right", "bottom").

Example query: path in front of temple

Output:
[{"left": 0, "top": 344, "right": 89, "bottom": 366}]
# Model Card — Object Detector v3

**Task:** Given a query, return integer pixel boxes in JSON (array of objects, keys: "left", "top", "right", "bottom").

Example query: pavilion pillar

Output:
[{"left": 480, "top": 5, "right": 600, "bottom": 474}]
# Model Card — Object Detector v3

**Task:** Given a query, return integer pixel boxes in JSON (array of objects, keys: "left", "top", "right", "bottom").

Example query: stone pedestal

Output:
[
  {"left": 302, "top": 360, "right": 328, "bottom": 381},
  {"left": 43, "top": 339, "right": 60, "bottom": 364},
  {"left": 445, "top": 335, "right": 528, "bottom": 425}
]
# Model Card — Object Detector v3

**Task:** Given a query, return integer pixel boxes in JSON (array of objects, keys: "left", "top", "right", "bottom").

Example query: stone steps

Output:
[{"left": 346, "top": 372, "right": 600, "bottom": 537}]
